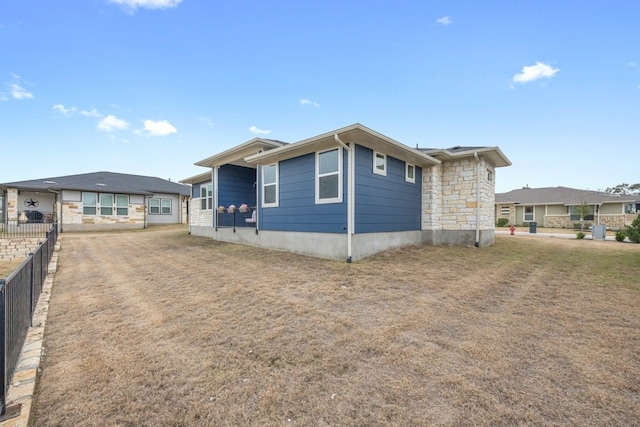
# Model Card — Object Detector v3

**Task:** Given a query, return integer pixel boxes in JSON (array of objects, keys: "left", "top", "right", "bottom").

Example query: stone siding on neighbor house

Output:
[
  {"left": 0, "top": 238, "right": 41, "bottom": 262},
  {"left": 495, "top": 203, "right": 516, "bottom": 226},
  {"left": 61, "top": 200, "right": 146, "bottom": 229}
]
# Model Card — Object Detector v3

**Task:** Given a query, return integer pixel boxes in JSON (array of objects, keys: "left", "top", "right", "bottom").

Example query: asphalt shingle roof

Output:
[
  {"left": 496, "top": 186, "right": 637, "bottom": 205},
  {"left": 1, "top": 171, "right": 190, "bottom": 196}
]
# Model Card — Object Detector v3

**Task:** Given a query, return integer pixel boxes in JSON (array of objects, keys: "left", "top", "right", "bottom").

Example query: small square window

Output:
[{"left": 373, "top": 152, "right": 387, "bottom": 176}]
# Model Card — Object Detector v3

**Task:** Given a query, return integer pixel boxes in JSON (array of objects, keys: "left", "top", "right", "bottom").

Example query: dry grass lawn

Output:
[{"left": 29, "top": 226, "right": 640, "bottom": 426}]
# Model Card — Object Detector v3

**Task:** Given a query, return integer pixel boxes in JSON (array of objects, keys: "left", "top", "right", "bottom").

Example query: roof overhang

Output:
[
  {"left": 194, "top": 138, "right": 287, "bottom": 169},
  {"left": 180, "top": 171, "right": 213, "bottom": 185},
  {"left": 423, "top": 146, "right": 512, "bottom": 168},
  {"left": 245, "top": 123, "right": 441, "bottom": 167}
]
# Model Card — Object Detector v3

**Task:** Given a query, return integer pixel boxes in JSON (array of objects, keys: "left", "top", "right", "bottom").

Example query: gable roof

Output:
[
  {"left": 1, "top": 171, "right": 190, "bottom": 196},
  {"left": 245, "top": 123, "right": 442, "bottom": 168},
  {"left": 496, "top": 186, "right": 637, "bottom": 206},
  {"left": 194, "top": 138, "right": 287, "bottom": 169}
]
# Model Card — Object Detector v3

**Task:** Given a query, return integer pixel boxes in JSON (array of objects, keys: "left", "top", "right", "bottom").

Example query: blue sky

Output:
[{"left": 1, "top": 0, "right": 638, "bottom": 193}]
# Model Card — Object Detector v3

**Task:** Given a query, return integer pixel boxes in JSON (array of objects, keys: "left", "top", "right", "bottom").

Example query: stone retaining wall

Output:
[{"left": 0, "top": 238, "right": 41, "bottom": 262}]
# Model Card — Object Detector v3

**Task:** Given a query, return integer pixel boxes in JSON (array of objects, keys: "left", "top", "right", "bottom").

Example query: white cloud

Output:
[
  {"left": 249, "top": 126, "right": 271, "bottom": 135},
  {"left": 299, "top": 98, "right": 319, "bottom": 108},
  {"left": 137, "top": 119, "right": 177, "bottom": 136},
  {"left": 198, "top": 116, "right": 215, "bottom": 127},
  {"left": 512, "top": 61, "right": 559, "bottom": 84},
  {"left": 80, "top": 108, "right": 102, "bottom": 117},
  {"left": 436, "top": 16, "right": 452, "bottom": 25},
  {"left": 7, "top": 74, "right": 33, "bottom": 100},
  {"left": 98, "top": 115, "right": 130, "bottom": 132},
  {"left": 107, "top": 0, "right": 183, "bottom": 12},
  {"left": 52, "top": 104, "right": 76, "bottom": 115}
]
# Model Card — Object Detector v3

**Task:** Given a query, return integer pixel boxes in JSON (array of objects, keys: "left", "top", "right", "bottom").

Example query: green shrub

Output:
[
  {"left": 496, "top": 218, "right": 509, "bottom": 227},
  {"left": 615, "top": 230, "right": 626, "bottom": 242},
  {"left": 576, "top": 232, "right": 586, "bottom": 239},
  {"left": 624, "top": 216, "right": 640, "bottom": 243}
]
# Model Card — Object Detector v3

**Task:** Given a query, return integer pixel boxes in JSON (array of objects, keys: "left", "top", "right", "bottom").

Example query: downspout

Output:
[
  {"left": 473, "top": 152, "right": 481, "bottom": 247},
  {"left": 334, "top": 134, "right": 354, "bottom": 263},
  {"left": 213, "top": 167, "right": 218, "bottom": 231}
]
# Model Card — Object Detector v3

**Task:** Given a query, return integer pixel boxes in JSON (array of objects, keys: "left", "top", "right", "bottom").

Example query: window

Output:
[
  {"left": 569, "top": 205, "right": 594, "bottom": 221},
  {"left": 500, "top": 206, "right": 510, "bottom": 216},
  {"left": 405, "top": 163, "right": 415, "bottom": 183},
  {"left": 200, "top": 183, "right": 213, "bottom": 210},
  {"left": 149, "top": 198, "right": 160, "bottom": 214},
  {"left": 316, "top": 148, "right": 342, "bottom": 204},
  {"left": 487, "top": 169, "right": 493, "bottom": 182},
  {"left": 100, "top": 194, "right": 113, "bottom": 215},
  {"left": 373, "top": 152, "right": 386, "bottom": 176},
  {"left": 161, "top": 198, "right": 171, "bottom": 214},
  {"left": 149, "top": 198, "right": 171, "bottom": 215},
  {"left": 262, "top": 163, "right": 278, "bottom": 207},
  {"left": 83, "top": 192, "right": 97, "bottom": 215},
  {"left": 116, "top": 194, "right": 128, "bottom": 216},
  {"left": 524, "top": 206, "right": 534, "bottom": 222}
]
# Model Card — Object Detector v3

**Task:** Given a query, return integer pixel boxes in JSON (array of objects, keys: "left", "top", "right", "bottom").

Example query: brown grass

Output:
[
  {"left": 0, "top": 260, "right": 23, "bottom": 278},
  {"left": 30, "top": 226, "right": 640, "bottom": 426}
]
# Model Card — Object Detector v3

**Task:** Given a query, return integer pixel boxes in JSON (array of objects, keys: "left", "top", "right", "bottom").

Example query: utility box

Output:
[{"left": 592, "top": 224, "right": 606, "bottom": 240}]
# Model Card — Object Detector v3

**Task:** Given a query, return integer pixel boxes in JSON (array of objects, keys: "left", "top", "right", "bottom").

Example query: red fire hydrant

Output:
[{"left": 510, "top": 225, "right": 516, "bottom": 235}]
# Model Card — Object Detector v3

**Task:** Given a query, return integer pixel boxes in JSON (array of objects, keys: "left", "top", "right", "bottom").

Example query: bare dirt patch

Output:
[{"left": 30, "top": 226, "right": 640, "bottom": 426}]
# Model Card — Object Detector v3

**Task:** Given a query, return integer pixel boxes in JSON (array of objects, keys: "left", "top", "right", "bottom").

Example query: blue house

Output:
[{"left": 182, "top": 124, "right": 511, "bottom": 261}]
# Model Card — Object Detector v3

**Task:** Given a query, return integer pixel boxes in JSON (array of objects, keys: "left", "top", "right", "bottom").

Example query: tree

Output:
[
  {"left": 605, "top": 183, "right": 640, "bottom": 195},
  {"left": 574, "top": 202, "right": 592, "bottom": 231},
  {"left": 625, "top": 215, "right": 640, "bottom": 243}
]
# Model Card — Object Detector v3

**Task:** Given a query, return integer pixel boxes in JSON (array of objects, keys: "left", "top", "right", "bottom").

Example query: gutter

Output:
[
  {"left": 334, "top": 134, "right": 354, "bottom": 263},
  {"left": 473, "top": 152, "right": 481, "bottom": 247}
]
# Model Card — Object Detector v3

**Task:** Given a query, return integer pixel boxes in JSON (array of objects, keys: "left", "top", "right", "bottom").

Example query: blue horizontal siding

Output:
[
  {"left": 354, "top": 145, "right": 421, "bottom": 233},
  {"left": 260, "top": 151, "right": 347, "bottom": 233},
  {"left": 217, "top": 165, "right": 256, "bottom": 208}
]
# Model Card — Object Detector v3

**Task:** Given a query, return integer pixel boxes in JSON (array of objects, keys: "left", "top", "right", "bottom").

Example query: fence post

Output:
[{"left": 0, "top": 279, "right": 5, "bottom": 415}]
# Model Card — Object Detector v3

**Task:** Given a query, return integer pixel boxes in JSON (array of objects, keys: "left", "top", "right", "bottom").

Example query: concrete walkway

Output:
[{"left": 0, "top": 240, "right": 60, "bottom": 427}]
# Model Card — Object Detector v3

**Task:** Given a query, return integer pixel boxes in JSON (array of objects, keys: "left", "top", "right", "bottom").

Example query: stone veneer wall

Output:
[
  {"left": 495, "top": 204, "right": 517, "bottom": 226},
  {"left": 61, "top": 200, "right": 145, "bottom": 230},
  {"left": 189, "top": 199, "right": 213, "bottom": 228},
  {"left": 421, "top": 163, "right": 443, "bottom": 231},
  {"left": 6, "top": 188, "right": 18, "bottom": 221},
  {"left": 0, "top": 238, "right": 41, "bottom": 262},
  {"left": 545, "top": 214, "right": 634, "bottom": 230},
  {"left": 440, "top": 158, "right": 493, "bottom": 231}
]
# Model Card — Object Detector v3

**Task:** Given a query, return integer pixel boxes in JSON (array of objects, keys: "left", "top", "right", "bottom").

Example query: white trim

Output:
[
  {"left": 315, "top": 147, "right": 343, "bottom": 204},
  {"left": 523, "top": 205, "right": 535, "bottom": 222},
  {"left": 373, "top": 151, "right": 387, "bottom": 176},
  {"left": 262, "top": 163, "right": 279, "bottom": 208},
  {"left": 405, "top": 163, "right": 415, "bottom": 183}
]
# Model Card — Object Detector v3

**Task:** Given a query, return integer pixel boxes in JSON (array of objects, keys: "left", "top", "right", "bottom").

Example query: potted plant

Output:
[
  {"left": 227, "top": 204, "right": 237, "bottom": 213},
  {"left": 217, "top": 205, "right": 226, "bottom": 213},
  {"left": 239, "top": 203, "right": 250, "bottom": 213}
]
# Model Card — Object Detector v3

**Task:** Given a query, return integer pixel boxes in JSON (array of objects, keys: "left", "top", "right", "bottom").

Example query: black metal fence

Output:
[
  {"left": 1, "top": 219, "right": 56, "bottom": 239},
  {"left": 0, "top": 224, "right": 58, "bottom": 418}
]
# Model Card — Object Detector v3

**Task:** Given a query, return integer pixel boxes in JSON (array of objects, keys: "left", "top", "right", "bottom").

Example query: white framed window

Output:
[
  {"left": 262, "top": 163, "right": 278, "bottom": 207},
  {"left": 116, "top": 194, "right": 128, "bottom": 216},
  {"left": 373, "top": 152, "right": 386, "bottom": 176},
  {"left": 82, "top": 192, "right": 97, "bottom": 215},
  {"left": 405, "top": 163, "right": 415, "bottom": 183},
  {"left": 316, "top": 148, "right": 342, "bottom": 204},
  {"left": 100, "top": 194, "right": 114, "bottom": 215},
  {"left": 149, "top": 197, "right": 172, "bottom": 215},
  {"left": 524, "top": 206, "right": 534, "bottom": 222},
  {"left": 200, "top": 183, "right": 213, "bottom": 210},
  {"left": 487, "top": 169, "right": 493, "bottom": 182}
]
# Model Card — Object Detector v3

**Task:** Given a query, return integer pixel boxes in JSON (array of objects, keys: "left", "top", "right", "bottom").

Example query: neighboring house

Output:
[
  {"left": 182, "top": 123, "right": 511, "bottom": 261},
  {"left": 0, "top": 172, "right": 190, "bottom": 232},
  {"left": 495, "top": 186, "right": 640, "bottom": 230}
]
